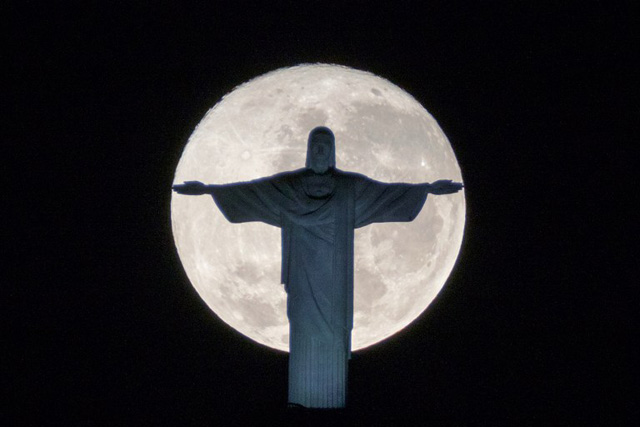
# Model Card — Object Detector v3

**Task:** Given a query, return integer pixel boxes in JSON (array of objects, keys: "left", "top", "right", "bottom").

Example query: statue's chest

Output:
[{"left": 302, "top": 175, "right": 336, "bottom": 199}]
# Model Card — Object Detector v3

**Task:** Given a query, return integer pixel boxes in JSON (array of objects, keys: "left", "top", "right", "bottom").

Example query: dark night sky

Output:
[{"left": 5, "top": 2, "right": 637, "bottom": 425}]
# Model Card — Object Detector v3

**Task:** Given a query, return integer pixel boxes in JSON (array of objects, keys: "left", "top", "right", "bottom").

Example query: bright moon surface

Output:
[{"left": 171, "top": 64, "right": 465, "bottom": 352}]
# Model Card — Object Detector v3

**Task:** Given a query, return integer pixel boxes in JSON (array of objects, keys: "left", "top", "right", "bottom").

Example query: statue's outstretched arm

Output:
[
  {"left": 426, "top": 179, "right": 464, "bottom": 195},
  {"left": 172, "top": 181, "right": 217, "bottom": 195}
]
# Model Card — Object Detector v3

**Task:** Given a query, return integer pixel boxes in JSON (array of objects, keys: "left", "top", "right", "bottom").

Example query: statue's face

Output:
[
  {"left": 312, "top": 136, "right": 331, "bottom": 159},
  {"left": 309, "top": 133, "right": 333, "bottom": 174}
]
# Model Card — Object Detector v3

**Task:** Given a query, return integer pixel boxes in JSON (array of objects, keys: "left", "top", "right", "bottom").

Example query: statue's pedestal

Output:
[{"left": 287, "top": 334, "right": 348, "bottom": 408}]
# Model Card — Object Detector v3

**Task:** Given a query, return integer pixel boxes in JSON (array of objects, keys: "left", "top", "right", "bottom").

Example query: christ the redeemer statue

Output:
[{"left": 172, "top": 126, "right": 463, "bottom": 409}]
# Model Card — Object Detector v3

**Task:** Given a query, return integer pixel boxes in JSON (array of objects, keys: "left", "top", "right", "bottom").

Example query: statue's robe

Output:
[{"left": 209, "top": 168, "right": 429, "bottom": 408}]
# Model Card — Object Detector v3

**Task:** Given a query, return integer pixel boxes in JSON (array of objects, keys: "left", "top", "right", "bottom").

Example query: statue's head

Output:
[{"left": 306, "top": 126, "right": 335, "bottom": 174}]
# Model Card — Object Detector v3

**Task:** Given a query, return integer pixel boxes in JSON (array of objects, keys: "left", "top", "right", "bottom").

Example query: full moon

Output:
[{"left": 171, "top": 64, "right": 465, "bottom": 352}]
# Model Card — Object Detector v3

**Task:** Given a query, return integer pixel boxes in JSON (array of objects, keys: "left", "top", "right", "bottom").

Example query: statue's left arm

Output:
[
  {"left": 426, "top": 179, "right": 464, "bottom": 195},
  {"left": 353, "top": 175, "right": 463, "bottom": 228}
]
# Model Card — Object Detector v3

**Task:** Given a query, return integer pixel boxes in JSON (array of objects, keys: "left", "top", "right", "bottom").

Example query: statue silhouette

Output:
[{"left": 173, "top": 126, "right": 463, "bottom": 408}]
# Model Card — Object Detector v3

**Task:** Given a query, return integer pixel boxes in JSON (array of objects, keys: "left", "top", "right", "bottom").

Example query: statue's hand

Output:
[
  {"left": 172, "top": 181, "right": 208, "bottom": 195},
  {"left": 428, "top": 179, "right": 464, "bottom": 195}
]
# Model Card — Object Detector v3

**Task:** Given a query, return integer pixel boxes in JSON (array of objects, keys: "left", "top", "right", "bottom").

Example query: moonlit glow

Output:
[{"left": 171, "top": 64, "right": 465, "bottom": 352}]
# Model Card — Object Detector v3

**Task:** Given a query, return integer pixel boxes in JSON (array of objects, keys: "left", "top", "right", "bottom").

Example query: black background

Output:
[{"left": 5, "top": 2, "right": 637, "bottom": 425}]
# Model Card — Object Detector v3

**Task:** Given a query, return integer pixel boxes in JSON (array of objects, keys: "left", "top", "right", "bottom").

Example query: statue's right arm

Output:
[{"left": 172, "top": 181, "right": 218, "bottom": 196}]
